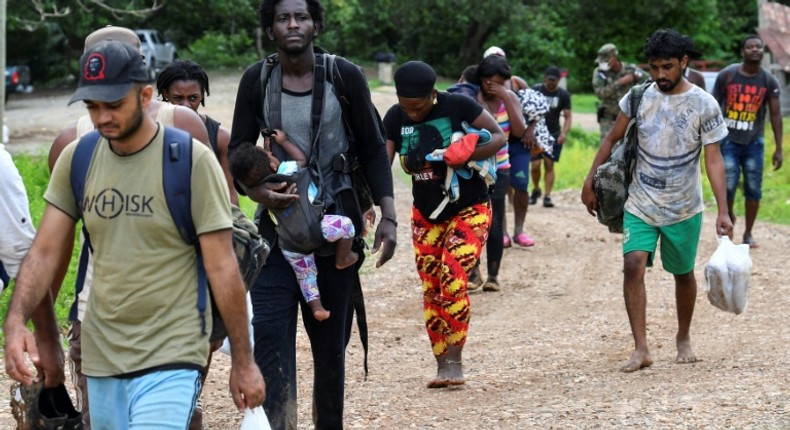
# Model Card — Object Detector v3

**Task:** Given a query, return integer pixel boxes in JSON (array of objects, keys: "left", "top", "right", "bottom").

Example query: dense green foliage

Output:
[
  {"left": 8, "top": 0, "right": 789, "bottom": 90},
  {"left": 186, "top": 31, "right": 260, "bottom": 69}
]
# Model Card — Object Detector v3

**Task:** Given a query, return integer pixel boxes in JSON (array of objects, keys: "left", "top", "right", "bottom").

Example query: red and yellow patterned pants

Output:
[{"left": 412, "top": 202, "right": 491, "bottom": 356}]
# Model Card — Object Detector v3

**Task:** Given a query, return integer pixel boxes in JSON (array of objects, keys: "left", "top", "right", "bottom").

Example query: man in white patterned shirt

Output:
[{"left": 582, "top": 28, "right": 733, "bottom": 373}]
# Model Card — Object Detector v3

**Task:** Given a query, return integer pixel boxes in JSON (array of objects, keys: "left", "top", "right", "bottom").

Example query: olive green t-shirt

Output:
[{"left": 46, "top": 126, "right": 232, "bottom": 377}]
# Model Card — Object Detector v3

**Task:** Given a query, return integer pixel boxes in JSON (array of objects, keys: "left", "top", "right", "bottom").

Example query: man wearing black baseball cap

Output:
[
  {"left": 40, "top": 27, "right": 221, "bottom": 429},
  {"left": 4, "top": 39, "right": 264, "bottom": 428},
  {"left": 68, "top": 40, "right": 150, "bottom": 107}
]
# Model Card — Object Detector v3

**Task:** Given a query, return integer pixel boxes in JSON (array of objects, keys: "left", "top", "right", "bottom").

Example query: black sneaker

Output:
[
  {"left": 529, "top": 189, "right": 542, "bottom": 205},
  {"left": 543, "top": 196, "right": 554, "bottom": 208}
]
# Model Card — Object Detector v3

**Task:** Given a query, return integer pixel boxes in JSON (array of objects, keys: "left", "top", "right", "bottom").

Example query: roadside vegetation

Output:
[{"left": 8, "top": 1, "right": 759, "bottom": 93}]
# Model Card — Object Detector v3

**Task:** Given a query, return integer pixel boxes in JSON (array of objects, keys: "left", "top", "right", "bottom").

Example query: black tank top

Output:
[{"left": 203, "top": 115, "right": 221, "bottom": 157}]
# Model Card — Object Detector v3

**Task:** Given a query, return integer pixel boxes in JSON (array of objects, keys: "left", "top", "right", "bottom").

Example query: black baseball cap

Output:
[
  {"left": 68, "top": 40, "right": 149, "bottom": 105},
  {"left": 544, "top": 66, "right": 561, "bottom": 79}
]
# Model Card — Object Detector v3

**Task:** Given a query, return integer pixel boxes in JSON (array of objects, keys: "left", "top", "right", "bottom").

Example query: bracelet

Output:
[{"left": 381, "top": 216, "right": 398, "bottom": 227}]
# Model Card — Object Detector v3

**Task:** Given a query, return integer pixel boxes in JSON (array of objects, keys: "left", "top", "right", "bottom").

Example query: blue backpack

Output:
[{"left": 70, "top": 127, "right": 268, "bottom": 341}]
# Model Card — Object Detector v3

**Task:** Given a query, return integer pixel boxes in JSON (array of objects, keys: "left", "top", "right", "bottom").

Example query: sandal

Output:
[
  {"left": 513, "top": 232, "right": 535, "bottom": 247},
  {"left": 503, "top": 235, "right": 512, "bottom": 248}
]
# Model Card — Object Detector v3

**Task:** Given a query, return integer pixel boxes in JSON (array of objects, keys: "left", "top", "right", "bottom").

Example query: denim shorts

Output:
[
  {"left": 721, "top": 137, "right": 764, "bottom": 200},
  {"left": 87, "top": 369, "right": 201, "bottom": 429},
  {"left": 508, "top": 141, "right": 531, "bottom": 192}
]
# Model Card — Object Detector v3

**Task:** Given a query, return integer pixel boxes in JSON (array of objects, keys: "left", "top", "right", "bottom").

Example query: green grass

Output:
[
  {"left": 571, "top": 93, "right": 598, "bottom": 114},
  {"left": 555, "top": 120, "right": 790, "bottom": 226}
]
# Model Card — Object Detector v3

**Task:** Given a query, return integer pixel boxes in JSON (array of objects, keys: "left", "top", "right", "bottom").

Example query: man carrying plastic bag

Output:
[{"left": 582, "top": 29, "right": 733, "bottom": 373}]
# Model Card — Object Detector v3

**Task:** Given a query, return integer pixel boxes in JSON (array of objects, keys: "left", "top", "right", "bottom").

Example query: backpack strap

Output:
[
  {"left": 629, "top": 81, "right": 648, "bottom": 120},
  {"left": 311, "top": 53, "right": 327, "bottom": 152},
  {"left": 161, "top": 126, "right": 209, "bottom": 336},
  {"left": 68, "top": 130, "right": 101, "bottom": 321},
  {"left": 71, "top": 130, "right": 101, "bottom": 220},
  {"left": 326, "top": 54, "right": 355, "bottom": 145},
  {"left": 259, "top": 54, "right": 279, "bottom": 132},
  {"left": 621, "top": 82, "right": 650, "bottom": 190}
]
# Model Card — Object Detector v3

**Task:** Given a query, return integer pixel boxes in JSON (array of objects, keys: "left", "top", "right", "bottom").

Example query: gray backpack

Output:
[{"left": 593, "top": 82, "right": 649, "bottom": 233}]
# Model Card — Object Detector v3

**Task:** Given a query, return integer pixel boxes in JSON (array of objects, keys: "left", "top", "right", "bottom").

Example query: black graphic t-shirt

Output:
[
  {"left": 383, "top": 92, "right": 487, "bottom": 222},
  {"left": 713, "top": 64, "right": 779, "bottom": 144},
  {"left": 532, "top": 84, "right": 571, "bottom": 135}
]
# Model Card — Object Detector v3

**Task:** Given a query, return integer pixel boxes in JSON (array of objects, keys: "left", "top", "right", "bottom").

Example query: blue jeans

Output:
[
  {"left": 721, "top": 137, "right": 764, "bottom": 200},
  {"left": 251, "top": 245, "right": 358, "bottom": 430},
  {"left": 87, "top": 369, "right": 201, "bottom": 429}
]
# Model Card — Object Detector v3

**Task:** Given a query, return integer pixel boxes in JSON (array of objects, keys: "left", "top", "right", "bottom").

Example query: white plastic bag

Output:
[
  {"left": 704, "top": 236, "right": 752, "bottom": 314},
  {"left": 240, "top": 406, "right": 272, "bottom": 430},
  {"left": 219, "top": 292, "right": 255, "bottom": 356}
]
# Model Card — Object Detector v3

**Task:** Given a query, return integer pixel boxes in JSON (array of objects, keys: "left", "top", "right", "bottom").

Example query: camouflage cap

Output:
[
  {"left": 595, "top": 43, "right": 618, "bottom": 63},
  {"left": 84, "top": 26, "right": 140, "bottom": 53}
]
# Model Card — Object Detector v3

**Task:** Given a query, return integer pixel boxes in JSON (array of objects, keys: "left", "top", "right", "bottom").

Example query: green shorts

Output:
[{"left": 622, "top": 211, "right": 702, "bottom": 274}]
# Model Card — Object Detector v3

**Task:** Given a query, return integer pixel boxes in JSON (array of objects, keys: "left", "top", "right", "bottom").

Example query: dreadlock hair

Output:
[
  {"left": 156, "top": 59, "right": 210, "bottom": 107},
  {"left": 259, "top": 0, "right": 324, "bottom": 34},
  {"left": 643, "top": 28, "right": 690, "bottom": 62},
  {"left": 477, "top": 55, "right": 512, "bottom": 80}
]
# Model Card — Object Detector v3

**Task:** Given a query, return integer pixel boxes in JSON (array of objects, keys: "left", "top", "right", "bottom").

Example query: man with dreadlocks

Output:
[
  {"left": 582, "top": 28, "right": 732, "bottom": 373},
  {"left": 157, "top": 60, "right": 238, "bottom": 206},
  {"left": 155, "top": 59, "right": 238, "bottom": 430}
]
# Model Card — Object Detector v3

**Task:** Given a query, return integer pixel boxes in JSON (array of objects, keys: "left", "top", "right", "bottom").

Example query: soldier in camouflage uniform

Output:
[{"left": 592, "top": 43, "right": 648, "bottom": 142}]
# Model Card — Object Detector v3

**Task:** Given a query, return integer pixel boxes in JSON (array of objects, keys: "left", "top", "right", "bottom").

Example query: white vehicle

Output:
[{"left": 135, "top": 29, "right": 177, "bottom": 80}]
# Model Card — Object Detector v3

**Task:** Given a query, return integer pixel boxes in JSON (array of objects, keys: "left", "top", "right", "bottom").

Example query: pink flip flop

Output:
[{"left": 513, "top": 232, "right": 535, "bottom": 247}]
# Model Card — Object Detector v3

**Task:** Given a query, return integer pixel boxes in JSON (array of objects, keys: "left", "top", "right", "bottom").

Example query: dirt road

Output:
[{"left": 2, "top": 71, "right": 788, "bottom": 429}]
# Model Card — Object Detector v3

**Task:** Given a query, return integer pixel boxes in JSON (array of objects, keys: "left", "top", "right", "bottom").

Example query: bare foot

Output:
[
  {"left": 743, "top": 235, "right": 759, "bottom": 249},
  {"left": 308, "top": 300, "right": 330, "bottom": 321},
  {"left": 676, "top": 337, "right": 700, "bottom": 364},
  {"left": 313, "top": 309, "right": 331, "bottom": 321},
  {"left": 426, "top": 377, "right": 449, "bottom": 388},
  {"left": 620, "top": 350, "right": 653, "bottom": 373},
  {"left": 335, "top": 251, "right": 358, "bottom": 270}
]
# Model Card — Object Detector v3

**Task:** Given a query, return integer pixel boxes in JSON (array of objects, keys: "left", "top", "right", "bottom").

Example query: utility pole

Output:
[
  {"left": 757, "top": 0, "right": 765, "bottom": 29},
  {"left": 1, "top": 0, "right": 7, "bottom": 144}
]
